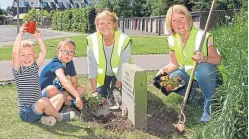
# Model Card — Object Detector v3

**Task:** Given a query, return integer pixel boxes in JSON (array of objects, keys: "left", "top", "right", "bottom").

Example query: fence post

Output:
[
  {"left": 122, "top": 16, "right": 125, "bottom": 33},
  {"left": 158, "top": 15, "right": 161, "bottom": 36}
]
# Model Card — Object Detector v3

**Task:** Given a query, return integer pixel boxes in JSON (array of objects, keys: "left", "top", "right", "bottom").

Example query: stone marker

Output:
[{"left": 121, "top": 63, "right": 147, "bottom": 130}]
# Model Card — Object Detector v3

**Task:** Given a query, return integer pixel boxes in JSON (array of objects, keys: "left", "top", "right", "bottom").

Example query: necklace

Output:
[{"left": 104, "top": 38, "right": 114, "bottom": 46}]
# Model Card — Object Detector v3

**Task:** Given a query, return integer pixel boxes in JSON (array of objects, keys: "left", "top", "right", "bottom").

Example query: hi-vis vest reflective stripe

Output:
[
  {"left": 168, "top": 27, "right": 226, "bottom": 81},
  {"left": 87, "top": 31, "right": 132, "bottom": 87},
  {"left": 168, "top": 28, "right": 209, "bottom": 77}
]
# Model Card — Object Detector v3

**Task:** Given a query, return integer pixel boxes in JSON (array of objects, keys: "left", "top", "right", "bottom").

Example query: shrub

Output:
[{"left": 51, "top": 7, "right": 96, "bottom": 33}]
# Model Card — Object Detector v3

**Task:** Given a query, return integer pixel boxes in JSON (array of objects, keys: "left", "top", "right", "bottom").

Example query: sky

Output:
[{"left": 0, "top": 0, "right": 13, "bottom": 10}]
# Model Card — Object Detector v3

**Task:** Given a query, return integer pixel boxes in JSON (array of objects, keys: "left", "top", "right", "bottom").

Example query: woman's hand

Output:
[{"left": 192, "top": 51, "right": 206, "bottom": 63}]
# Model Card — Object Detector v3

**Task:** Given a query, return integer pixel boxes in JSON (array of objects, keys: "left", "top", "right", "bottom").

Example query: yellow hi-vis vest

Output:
[
  {"left": 167, "top": 27, "right": 226, "bottom": 81},
  {"left": 87, "top": 30, "right": 132, "bottom": 87}
]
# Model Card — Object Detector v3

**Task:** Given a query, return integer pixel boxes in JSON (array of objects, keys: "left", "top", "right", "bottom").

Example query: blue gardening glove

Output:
[{"left": 153, "top": 72, "right": 167, "bottom": 89}]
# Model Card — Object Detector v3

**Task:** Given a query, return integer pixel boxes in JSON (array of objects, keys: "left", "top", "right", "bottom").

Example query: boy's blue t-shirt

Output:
[{"left": 40, "top": 57, "right": 76, "bottom": 90}]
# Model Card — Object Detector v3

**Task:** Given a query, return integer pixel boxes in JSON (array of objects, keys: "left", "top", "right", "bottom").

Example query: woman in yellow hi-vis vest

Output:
[
  {"left": 157, "top": 5, "right": 223, "bottom": 122},
  {"left": 86, "top": 10, "right": 132, "bottom": 98}
]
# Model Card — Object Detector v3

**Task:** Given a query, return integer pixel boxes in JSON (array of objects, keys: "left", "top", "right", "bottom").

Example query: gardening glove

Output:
[
  {"left": 113, "top": 88, "right": 122, "bottom": 104},
  {"left": 92, "top": 91, "right": 99, "bottom": 97},
  {"left": 153, "top": 72, "right": 168, "bottom": 89}
]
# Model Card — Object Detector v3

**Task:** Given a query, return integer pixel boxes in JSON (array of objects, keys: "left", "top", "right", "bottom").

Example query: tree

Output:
[
  {"left": 130, "top": 0, "right": 151, "bottom": 17},
  {"left": 6, "top": 6, "right": 11, "bottom": 15},
  {"left": 112, "top": 0, "right": 133, "bottom": 17},
  {"left": 190, "top": 0, "right": 247, "bottom": 11},
  {"left": 95, "top": 0, "right": 114, "bottom": 10},
  {"left": 0, "top": 8, "right": 6, "bottom": 15},
  {"left": 151, "top": 0, "right": 170, "bottom": 16}
]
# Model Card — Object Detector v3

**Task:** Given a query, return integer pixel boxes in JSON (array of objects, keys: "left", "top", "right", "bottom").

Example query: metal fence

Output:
[
  {"left": 4, "top": 10, "right": 238, "bottom": 35},
  {"left": 118, "top": 10, "right": 238, "bottom": 36}
]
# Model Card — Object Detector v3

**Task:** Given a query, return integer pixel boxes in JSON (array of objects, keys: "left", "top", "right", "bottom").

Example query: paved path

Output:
[
  {"left": 0, "top": 25, "right": 169, "bottom": 82},
  {"left": 0, "top": 54, "right": 169, "bottom": 81},
  {"left": 0, "top": 25, "right": 82, "bottom": 47}
]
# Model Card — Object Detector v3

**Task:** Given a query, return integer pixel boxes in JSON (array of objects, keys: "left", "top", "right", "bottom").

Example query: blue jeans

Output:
[
  {"left": 169, "top": 63, "right": 223, "bottom": 113},
  {"left": 97, "top": 75, "right": 117, "bottom": 98}
]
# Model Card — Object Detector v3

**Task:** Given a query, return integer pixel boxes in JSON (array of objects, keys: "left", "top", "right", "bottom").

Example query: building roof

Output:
[
  {"left": 12, "top": 0, "right": 91, "bottom": 8},
  {"left": 13, "top": 13, "right": 27, "bottom": 19},
  {"left": 13, "top": 0, "right": 40, "bottom": 8}
]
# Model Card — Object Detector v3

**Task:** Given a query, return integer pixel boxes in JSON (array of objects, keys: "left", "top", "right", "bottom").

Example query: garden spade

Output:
[{"left": 174, "top": 0, "right": 217, "bottom": 133}]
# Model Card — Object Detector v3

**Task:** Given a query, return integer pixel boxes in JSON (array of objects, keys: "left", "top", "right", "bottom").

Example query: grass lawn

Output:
[
  {"left": 0, "top": 71, "right": 205, "bottom": 139},
  {"left": 0, "top": 35, "right": 168, "bottom": 61}
]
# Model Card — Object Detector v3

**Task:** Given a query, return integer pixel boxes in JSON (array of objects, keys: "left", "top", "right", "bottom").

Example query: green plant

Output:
[
  {"left": 194, "top": 10, "right": 248, "bottom": 139},
  {"left": 82, "top": 93, "right": 106, "bottom": 108},
  {"left": 23, "top": 8, "right": 38, "bottom": 22}
]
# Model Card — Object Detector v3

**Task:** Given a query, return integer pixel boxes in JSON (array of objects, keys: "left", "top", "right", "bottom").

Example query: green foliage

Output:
[
  {"left": 151, "top": 0, "right": 168, "bottom": 16},
  {"left": 95, "top": 0, "right": 113, "bottom": 9},
  {"left": 112, "top": 0, "right": 133, "bottom": 17},
  {"left": 194, "top": 10, "right": 248, "bottom": 139},
  {"left": 83, "top": 93, "right": 106, "bottom": 108},
  {"left": 0, "top": 8, "right": 6, "bottom": 15},
  {"left": 95, "top": 0, "right": 151, "bottom": 17},
  {"left": 51, "top": 7, "right": 96, "bottom": 33},
  {"left": 190, "top": 0, "right": 247, "bottom": 11},
  {"left": 23, "top": 8, "right": 39, "bottom": 22},
  {"left": 131, "top": 0, "right": 152, "bottom": 17}
]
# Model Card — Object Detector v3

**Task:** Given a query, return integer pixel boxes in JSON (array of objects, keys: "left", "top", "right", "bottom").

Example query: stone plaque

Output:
[{"left": 122, "top": 63, "right": 147, "bottom": 130}]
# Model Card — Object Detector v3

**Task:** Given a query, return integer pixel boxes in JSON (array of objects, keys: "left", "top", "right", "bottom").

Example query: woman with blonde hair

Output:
[
  {"left": 157, "top": 5, "right": 223, "bottom": 122},
  {"left": 86, "top": 10, "right": 132, "bottom": 98}
]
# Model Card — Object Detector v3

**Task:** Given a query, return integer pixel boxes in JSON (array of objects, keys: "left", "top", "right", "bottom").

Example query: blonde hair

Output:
[
  {"left": 21, "top": 40, "right": 35, "bottom": 48},
  {"left": 57, "top": 38, "right": 76, "bottom": 50},
  {"left": 166, "top": 5, "right": 193, "bottom": 35},
  {"left": 20, "top": 40, "right": 36, "bottom": 53},
  {"left": 95, "top": 10, "right": 118, "bottom": 31}
]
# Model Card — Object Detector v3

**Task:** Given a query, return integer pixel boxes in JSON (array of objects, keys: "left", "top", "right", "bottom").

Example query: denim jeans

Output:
[
  {"left": 169, "top": 62, "right": 223, "bottom": 113},
  {"left": 97, "top": 75, "right": 117, "bottom": 98},
  {"left": 20, "top": 104, "right": 43, "bottom": 122}
]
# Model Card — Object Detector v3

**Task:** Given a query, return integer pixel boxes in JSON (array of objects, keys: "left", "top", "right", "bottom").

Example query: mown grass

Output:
[
  {"left": 0, "top": 71, "right": 204, "bottom": 139},
  {"left": 0, "top": 36, "right": 168, "bottom": 61}
]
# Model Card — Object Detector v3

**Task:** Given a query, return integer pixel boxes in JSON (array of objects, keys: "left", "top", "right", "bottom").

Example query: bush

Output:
[{"left": 51, "top": 7, "right": 96, "bottom": 33}]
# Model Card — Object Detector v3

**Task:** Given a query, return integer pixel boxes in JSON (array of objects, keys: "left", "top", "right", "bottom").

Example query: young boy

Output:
[
  {"left": 40, "top": 38, "right": 84, "bottom": 109},
  {"left": 12, "top": 24, "right": 75, "bottom": 126}
]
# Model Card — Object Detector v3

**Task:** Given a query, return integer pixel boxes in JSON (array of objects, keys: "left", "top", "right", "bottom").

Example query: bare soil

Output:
[{"left": 61, "top": 101, "right": 179, "bottom": 138}]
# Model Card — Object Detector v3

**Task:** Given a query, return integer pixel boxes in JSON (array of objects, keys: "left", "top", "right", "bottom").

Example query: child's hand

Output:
[
  {"left": 32, "top": 28, "right": 41, "bottom": 39},
  {"left": 115, "top": 80, "right": 122, "bottom": 88},
  {"left": 19, "top": 24, "right": 27, "bottom": 35},
  {"left": 75, "top": 97, "right": 83, "bottom": 109}
]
